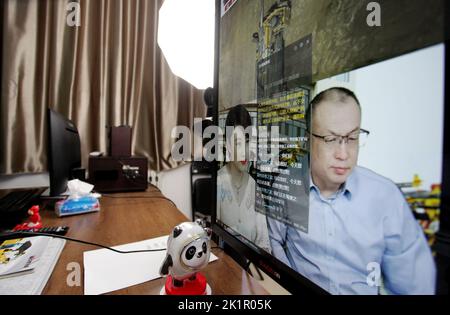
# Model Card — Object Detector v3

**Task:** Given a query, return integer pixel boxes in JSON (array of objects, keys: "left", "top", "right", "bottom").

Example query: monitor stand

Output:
[{"left": 40, "top": 187, "right": 70, "bottom": 199}]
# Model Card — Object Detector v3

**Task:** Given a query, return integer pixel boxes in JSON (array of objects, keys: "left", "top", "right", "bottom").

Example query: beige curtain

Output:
[{"left": 0, "top": 0, "right": 206, "bottom": 174}]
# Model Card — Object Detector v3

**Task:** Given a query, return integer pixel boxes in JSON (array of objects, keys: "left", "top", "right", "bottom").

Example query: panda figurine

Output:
[{"left": 159, "top": 220, "right": 212, "bottom": 295}]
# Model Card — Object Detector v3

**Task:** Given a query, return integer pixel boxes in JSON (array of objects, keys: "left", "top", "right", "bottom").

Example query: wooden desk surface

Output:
[{"left": 40, "top": 186, "right": 268, "bottom": 295}]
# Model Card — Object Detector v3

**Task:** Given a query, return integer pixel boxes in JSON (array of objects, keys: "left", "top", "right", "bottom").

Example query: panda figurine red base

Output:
[
  {"left": 160, "top": 273, "right": 211, "bottom": 295},
  {"left": 159, "top": 220, "right": 212, "bottom": 295}
]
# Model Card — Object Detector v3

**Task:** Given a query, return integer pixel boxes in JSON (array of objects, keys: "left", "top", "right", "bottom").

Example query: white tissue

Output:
[{"left": 67, "top": 179, "right": 94, "bottom": 198}]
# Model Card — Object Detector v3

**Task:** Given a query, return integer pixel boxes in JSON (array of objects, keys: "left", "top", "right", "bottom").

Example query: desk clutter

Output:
[
  {"left": 0, "top": 202, "right": 69, "bottom": 294},
  {"left": 53, "top": 179, "right": 101, "bottom": 217},
  {"left": 55, "top": 195, "right": 100, "bottom": 217},
  {"left": 0, "top": 236, "right": 66, "bottom": 295},
  {"left": 1, "top": 213, "right": 219, "bottom": 295},
  {"left": 0, "top": 179, "right": 98, "bottom": 294},
  {"left": 88, "top": 126, "right": 148, "bottom": 193},
  {"left": 159, "top": 221, "right": 213, "bottom": 295},
  {"left": 0, "top": 189, "right": 44, "bottom": 230},
  {"left": 83, "top": 234, "right": 218, "bottom": 295},
  {"left": 88, "top": 156, "right": 148, "bottom": 192}
]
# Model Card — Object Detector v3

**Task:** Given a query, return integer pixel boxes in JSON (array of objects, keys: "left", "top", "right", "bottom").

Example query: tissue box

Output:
[{"left": 55, "top": 196, "right": 100, "bottom": 217}]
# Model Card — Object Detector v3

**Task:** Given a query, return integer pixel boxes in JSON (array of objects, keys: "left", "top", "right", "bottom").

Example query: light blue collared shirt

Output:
[{"left": 268, "top": 166, "right": 436, "bottom": 294}]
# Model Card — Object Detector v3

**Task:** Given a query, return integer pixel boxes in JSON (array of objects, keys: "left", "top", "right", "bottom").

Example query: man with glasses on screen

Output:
[{"left": 268, "top": 87, "right": 436, "bottom": 294}]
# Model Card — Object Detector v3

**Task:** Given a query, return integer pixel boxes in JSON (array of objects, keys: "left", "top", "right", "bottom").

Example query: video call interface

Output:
[{"left": 216, "top": 0, "right": 443, "bottom": 294}]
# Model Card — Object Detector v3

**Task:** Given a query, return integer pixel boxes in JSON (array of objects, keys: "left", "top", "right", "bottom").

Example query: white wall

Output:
[
  {"left": 156, "top": 163, "right": 193, "bottom": 220},
  {"left": 0, "top": 173, "right": 49, "bottom": 190},
  {"left": 353, "top": 44, "right": 445, "bottom": 189}
]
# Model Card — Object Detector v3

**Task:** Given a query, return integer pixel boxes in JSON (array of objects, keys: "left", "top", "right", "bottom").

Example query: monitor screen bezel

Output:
[{"left": 211, "top": 0, "right": 450, "bottom": 295}]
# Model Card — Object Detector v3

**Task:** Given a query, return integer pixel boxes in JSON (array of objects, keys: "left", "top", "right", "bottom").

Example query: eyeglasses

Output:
[{"left": 312, "top": 129, "right": 370, "bottom": 148}]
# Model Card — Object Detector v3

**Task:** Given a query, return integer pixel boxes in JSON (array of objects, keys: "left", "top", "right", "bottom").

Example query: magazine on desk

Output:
[
  {"left": 0, "top": 236, "right": 66, "bottom": 294},
  {"left": 0, "top": 236, "right": 47, "bottom": 277}
]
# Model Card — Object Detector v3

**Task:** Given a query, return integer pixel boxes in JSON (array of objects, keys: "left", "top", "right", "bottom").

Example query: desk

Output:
[{"left": 40, "top": 186, "right": 268, "bottom": 295}]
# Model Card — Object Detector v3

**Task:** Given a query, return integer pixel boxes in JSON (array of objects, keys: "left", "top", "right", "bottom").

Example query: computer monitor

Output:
[
  {"left": 47, "top": 108, "right": 81, "bottom": 197},
  {"left": 212, "top": 0, "right": 448, "bottom": 295}
]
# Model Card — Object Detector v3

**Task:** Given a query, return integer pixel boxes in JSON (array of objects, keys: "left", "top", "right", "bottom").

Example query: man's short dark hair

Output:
[{"left": 306, "top": 87, "right": 360, "bottom": 132}]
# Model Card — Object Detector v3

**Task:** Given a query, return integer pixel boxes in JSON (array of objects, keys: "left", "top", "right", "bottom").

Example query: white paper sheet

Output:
[{"left": 83, "top": 235, "right": 218, "bottom": 295}]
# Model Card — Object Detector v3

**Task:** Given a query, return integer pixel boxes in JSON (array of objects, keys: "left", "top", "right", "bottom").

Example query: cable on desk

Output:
[
  {"left": 1, "top": 231, "right": 166, "bottom": 254},
  {"left": 244, "top": 260, "right": 252, "bottom": 274},
  {"left": 243, "top": 259, "right": 265, "bottom": 281}
]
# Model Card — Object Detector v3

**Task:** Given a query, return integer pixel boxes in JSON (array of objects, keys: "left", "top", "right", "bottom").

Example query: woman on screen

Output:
[{"left": 217, "top": 105, "right": 271, "bottom": 252}]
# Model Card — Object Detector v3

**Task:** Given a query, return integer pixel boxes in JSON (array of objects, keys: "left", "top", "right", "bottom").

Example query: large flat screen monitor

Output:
[{"left": 212, "top": 0, "right": 447, "bottom": 295}]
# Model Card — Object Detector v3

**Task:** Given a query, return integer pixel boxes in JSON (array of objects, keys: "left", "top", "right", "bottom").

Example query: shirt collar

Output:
[{"left": 309, "top": 170, "right": 355, "bottom": 200}]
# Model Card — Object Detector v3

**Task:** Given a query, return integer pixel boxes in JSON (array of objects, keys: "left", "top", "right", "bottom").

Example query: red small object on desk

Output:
[
  {"left": 13, "top": 205, "right": 43, "bottom": 231},
  {"left": 164, "top": 273, "right": 208, "bottom": 295}
]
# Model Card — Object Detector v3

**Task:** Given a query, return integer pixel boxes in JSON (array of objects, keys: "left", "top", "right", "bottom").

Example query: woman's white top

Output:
[{"left": 217, "top": 165, "right": 271, "bottom": 252}]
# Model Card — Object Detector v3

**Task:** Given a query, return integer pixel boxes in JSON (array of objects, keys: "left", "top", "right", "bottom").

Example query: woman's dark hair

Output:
[
  {"left": 224, "top": 104, "right": 252, "bottom": 147},
  {"left": 225, "top": 104, "right": 252, "bottom": 129}
]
